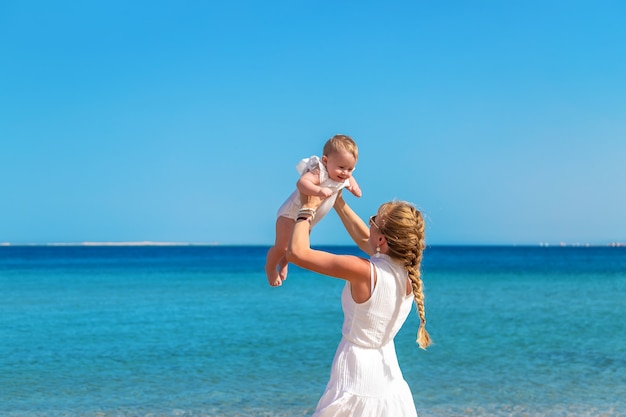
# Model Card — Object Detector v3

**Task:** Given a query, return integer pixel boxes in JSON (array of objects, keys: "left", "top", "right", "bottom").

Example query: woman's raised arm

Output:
[
  {"left": 286, "top": 193, "right": 372, "bottom": 302},
  {"left": 333, "top": 191, "right": 372, "bottom": 256}
]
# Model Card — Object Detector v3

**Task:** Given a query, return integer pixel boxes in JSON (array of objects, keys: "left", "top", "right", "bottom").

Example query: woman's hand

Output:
[{"left": 300, "top": 191, "right": 326, "bottom": 211}]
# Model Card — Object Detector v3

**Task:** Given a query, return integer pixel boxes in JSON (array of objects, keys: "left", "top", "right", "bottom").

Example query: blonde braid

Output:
[
  {"left": 378, "top": 202, "right": 432, "bottom": 349},
  {"left": 408, "top": 209, "right": 431, "bottom": 349}
]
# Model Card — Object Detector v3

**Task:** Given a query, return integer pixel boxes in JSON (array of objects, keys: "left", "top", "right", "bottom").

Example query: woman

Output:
[{"left": 286, "top": 191, "right": 431, "bottom": 416}]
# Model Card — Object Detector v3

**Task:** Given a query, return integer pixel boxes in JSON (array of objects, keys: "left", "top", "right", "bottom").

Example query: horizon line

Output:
[
  {"left": 0, "top": 241, "right": 220, "bottom": 247},
  {"left": 1, "top": 241, "right": 625, "bottom": 248}
]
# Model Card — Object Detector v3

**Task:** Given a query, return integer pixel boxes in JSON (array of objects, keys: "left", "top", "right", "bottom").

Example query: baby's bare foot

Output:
[
  {"left": 278, "top": 258, "right": 289, "bottom": 282},
  {"left": 266, "top": 264, "right": 283, "bottom": 287}
]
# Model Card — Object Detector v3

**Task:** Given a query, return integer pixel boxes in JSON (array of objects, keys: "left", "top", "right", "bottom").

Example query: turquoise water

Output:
[{"left": 1, "top": 246, "right": 625, "bottom": 416}]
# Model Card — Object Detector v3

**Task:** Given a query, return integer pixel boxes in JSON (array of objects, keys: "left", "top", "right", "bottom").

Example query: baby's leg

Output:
[{"left": 265, "top": 216, "right": 294, "bottom": 286}]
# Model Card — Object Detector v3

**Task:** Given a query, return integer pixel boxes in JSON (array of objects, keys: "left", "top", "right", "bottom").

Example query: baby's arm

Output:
[
  {"left": 297, "top": 170, "right": 333, "bottom": 198},
  {"left": 346, "top": 176, "right": 362, "bottom": 198}
]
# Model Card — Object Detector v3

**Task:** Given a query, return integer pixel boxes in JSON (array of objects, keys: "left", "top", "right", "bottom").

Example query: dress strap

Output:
[{"left": 369, "top": 261, "right": 376, "bottom": 295}]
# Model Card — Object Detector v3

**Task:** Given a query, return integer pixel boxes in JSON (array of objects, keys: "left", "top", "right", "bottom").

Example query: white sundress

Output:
[
  {"left": 277, "top": 155, "right": 349, "bottom": 227},
  {"left": 313, "top": 253, "right": 418, "bottom": 417}
]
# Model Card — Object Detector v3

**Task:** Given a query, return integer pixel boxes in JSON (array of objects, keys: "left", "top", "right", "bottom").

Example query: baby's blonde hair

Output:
[
  {"left": 323, "top": 134, "right": 358, "bottom": 160},
  {"left": 376, "top": 201, "right": 432, "bottom": 349}
]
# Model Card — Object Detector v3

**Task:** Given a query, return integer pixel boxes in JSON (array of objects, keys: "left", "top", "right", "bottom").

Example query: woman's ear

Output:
[{"left": 378, "top": 235, "right": 389, "bottom": 253}]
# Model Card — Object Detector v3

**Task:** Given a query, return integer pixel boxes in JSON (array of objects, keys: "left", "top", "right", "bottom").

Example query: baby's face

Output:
[{"left": 323, "top": 149, "right": 357, "bottom": 183}]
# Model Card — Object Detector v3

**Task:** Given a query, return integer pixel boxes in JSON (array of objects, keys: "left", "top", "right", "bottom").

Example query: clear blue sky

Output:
[{"left": 1, "top": 1, "right": 625, "bottom": 246}]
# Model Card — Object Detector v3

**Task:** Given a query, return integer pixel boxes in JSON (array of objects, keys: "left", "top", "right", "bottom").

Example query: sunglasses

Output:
[{"left": 369, "top": 215, "right": 380, "bottom": 230}]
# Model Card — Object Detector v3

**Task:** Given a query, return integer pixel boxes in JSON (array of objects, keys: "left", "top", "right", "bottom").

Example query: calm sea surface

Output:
[{"left": 1, "top": 245, "right": 625, "bottom": 417}]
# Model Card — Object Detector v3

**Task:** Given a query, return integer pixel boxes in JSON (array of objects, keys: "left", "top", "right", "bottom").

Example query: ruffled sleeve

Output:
[{"left": 296, "top": 155, "right": 326, "bottom": 181}]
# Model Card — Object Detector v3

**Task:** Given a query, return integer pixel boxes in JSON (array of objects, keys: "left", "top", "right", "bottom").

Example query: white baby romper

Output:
[
  {"left": 277, "top": 156, "right": 349, "bottom": 227},
  {"left": 313, "top": 253, "right": 418, "bottom": 417}
]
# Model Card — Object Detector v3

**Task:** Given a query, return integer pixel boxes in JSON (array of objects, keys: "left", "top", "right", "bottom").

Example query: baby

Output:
[{"left": 265, "top": 134, "right": 362, "bottom": 286}]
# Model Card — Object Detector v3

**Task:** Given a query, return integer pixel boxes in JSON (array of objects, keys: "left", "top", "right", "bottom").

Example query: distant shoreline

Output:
[
  {"left": 1, "top": 242, "right": 625, "bottom": 248},
  {"left": 0, "top": 241, "right": 220, "bottom": 247}
]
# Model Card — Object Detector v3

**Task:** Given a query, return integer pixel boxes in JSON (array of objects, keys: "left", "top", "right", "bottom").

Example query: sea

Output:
[{"left": 1, "top": 245, "right": 625, "bottom": 417}]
